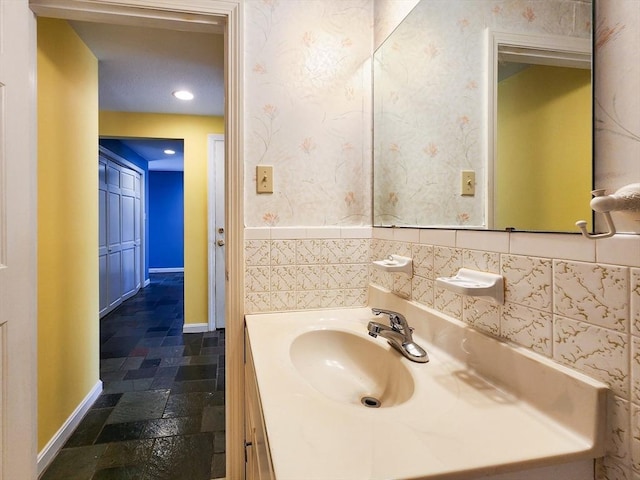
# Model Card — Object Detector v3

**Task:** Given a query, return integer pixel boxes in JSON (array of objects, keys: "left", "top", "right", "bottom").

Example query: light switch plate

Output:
[
  {"left": 461, "top": 170, "right": 475, "bottom": 196},
  {"left": 256, "top": 165, "right": 273, "bottom": 194}
]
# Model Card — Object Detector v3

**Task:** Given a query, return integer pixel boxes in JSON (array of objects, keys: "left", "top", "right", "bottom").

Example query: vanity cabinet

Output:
[{"left": 245, "top": 330, "right": 275, "bottom": 480}]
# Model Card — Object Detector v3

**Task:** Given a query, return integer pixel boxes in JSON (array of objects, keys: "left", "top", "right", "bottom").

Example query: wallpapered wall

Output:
[
  {"left": 373, "top": 0, "right": 591, "bottom": 227},
  {"left": 243, "top": 1, "right": 639, "bottom": 479},
  {"left": 594, "top": 0, "right": 640, "bottom": 234},
  {"left": 592, "top": 3, "right": 640, "bottom": 479},
  {"left": 244, "top": 0, "right": 372, "bottom": 227}
]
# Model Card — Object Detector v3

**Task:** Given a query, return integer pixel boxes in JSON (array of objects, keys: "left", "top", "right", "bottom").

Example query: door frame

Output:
[
  {"left": 208, "top": 134, "right": 226, "bottom": 331},
  {"left": 29, "top": 1, "right": 245, "bottom": 478}
]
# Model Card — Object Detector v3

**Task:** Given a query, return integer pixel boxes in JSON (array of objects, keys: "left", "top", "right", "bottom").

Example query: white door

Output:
[
  {"left": 0, "top": 1, "right": 38, "bottom": 478},
  {"left": 208, "top": 134, "right": 225, "bottom": 329},
  {"left": 99, "top": 152, "right": 142, "bottom": 317}
]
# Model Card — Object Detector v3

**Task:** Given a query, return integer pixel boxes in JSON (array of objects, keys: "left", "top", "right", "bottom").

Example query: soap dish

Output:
[
  {"left": 372, "top": 254, "right": 413, "bottom": 277},
  {"left": 435, "top": 268, "right": 504, "bottom": 304}
]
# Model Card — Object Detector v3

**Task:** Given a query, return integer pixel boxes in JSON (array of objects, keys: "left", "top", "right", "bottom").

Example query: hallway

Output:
[{"left": 41, "top": 273, "right": 226, "bottom": 480}]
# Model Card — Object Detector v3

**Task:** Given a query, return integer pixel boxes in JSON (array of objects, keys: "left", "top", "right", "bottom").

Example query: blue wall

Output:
[{"left": 149, "top": 171, "right": 184, "bottom": 269}]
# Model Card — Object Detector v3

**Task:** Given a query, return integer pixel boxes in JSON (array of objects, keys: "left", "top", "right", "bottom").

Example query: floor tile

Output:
[
  {"left": 41, "top": 273, "right": 225, "bottom": 480},
  {"left": 92, "top": 465, "right": 146, "bottom": 479},
  {"left": 95, "top": 421, "right": 146, "bottom": 444},
  {"left": 143, "top": 434, "right": 213, "bottom": 480},
  {"left": 92, "top": 393, "right": 124, "bottom": 410},
  {"left": 140, "top": 416, "right": 202, "bottom": 439},
  {"left": 106, "top": 390, "right": 170, "bottom": 424},
  {"left": 175, "top": 364, "right": 217, "bottom": 381},
  {"left": 201, "top": 405, "right": 225, "bottom": 433},
  {"left": 40, "top": 444, "right": 107, "bottom": 480},
  {"left": 64, "top": 408, "right": 113, "bottom": 448},
  {"left": 96, "top": 439, "right": 154, "bottom": 470}
]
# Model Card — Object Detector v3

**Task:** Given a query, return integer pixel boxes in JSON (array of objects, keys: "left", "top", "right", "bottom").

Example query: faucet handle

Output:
[{"left": 372, "top": 308, "right": 409, "bottom": 332}]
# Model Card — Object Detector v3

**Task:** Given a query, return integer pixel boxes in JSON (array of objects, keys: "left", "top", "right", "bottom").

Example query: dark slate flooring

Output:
[{"left": 40, "top": 273, "right": 226, "bottom": 480}]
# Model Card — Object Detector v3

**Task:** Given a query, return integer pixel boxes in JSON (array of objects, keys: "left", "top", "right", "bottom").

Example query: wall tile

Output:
[
  {"left": 297, "top": 265, "right": 325, "bottom": 290},
  {"left": 554, "top": 260, "right": 629, "bottom": 332},
  {"left": 271, "top": 240, "right": 296, "bottom": 265},
  {"left": 509, "top": 232, "right": 596, "bottom": 262},
  {"left": 434, "top": 287, "right": 462, "bottom": 320},
  {"left": 554, "top": 315, "right": 629, "bottom": 398},
  {"left": 419, "top": 229, "right": 456, "bottom": 246},
  {"left": 270, "top": 291, "right": 296, "bottom": 312},
  {"left": 462, "top": 297, "right": 500, "bottom": 336},
  {"left": 245, "top": 240, "right": 270, "bottom": 266},
  {"left": 501, "top": 254, "right": 552, "bottom": 311},
  {"left": 609, "top": 395, "right": 631, "bottom": 468},
  {"left": 412, "top": 276, "right": 433, "bottom": 308},
  {"left": 597, "top": 235, "right": 640, "bottom": 268},
  {"left": 632, "top": 269, "right": 640, "bottom": 336},
  {"left": 344, "top": 288, "right": 368, "bottom": 307},
  {"left": 296, "top": 239, "right": 326, "bottom": 265},
  {"left": 433, "top": 246, "right": 462, "bottom": 278},
  {"left": 270, "top": 227, "right": 306, "bottom": 240},
  {"left": 463, "top": 249, "right": 500, "bottom": 274},
  {"left": 631, "top": 336, "right": 640, "bottom": 405},
  {"left": 245, "top": 266, "right": 270, "bottom": 293},
  {"left": 245, "top": 292, "right": 270, "bottom": 314},
  {"left": 326, "top": 239, "right": 369, "bottom": 264},
  {"left": 501, "top": 303, "right": 552, "bottom": 357},
  {"left": 392, "top": 273, "right": 412, "bottom": 299},
  {"left": 456, "top": 230, "right": 509, "bottom": 253},
  {"left": 271, "top": 265, "right": 297, "bottom": 291},
  {"left": 412, "top": 244, "right": 433, "bottom": 279}
]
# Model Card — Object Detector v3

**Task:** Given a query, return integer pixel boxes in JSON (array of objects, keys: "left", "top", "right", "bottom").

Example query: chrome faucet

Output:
[{"left": 368, "top": 308, "right": 429, "bottom": 363}]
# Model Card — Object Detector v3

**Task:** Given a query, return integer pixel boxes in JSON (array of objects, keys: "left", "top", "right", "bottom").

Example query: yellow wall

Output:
[
  {"left": 496, "top": 65, "right": 592, "bottom": 231},
  {"left": 37, "top": 19, "right": 99, "bottom": 450},
  {"left": 99, "top": 111, "right": 224, "bottom": 326}
]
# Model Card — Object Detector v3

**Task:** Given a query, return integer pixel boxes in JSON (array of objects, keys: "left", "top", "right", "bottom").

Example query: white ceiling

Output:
[{"left": 70, "top": 21, "right": 224, "bottom": 170}]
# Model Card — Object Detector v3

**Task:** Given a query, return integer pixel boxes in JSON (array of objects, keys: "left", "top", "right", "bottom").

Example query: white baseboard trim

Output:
[
  {"left": 183, "top": 323, "right": 209, "bottom": 334},
  {"left": 149, "top": 267, "right": 184, "bottom": 273},
  {"left": 37, "top": 380, "right": 103, "bottom": 476},
  {"left": 144, "top": 278, "right": 151, "bottom": 287}
]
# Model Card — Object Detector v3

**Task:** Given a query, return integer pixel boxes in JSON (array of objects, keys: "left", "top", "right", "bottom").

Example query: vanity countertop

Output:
[{"left": 245, "top": 296, "right": 607, "bottom": 480}]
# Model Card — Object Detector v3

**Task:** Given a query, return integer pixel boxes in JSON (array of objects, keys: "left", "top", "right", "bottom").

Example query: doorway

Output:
[{"left": 29, "top": 1, "right": 245, "bottom": 478}]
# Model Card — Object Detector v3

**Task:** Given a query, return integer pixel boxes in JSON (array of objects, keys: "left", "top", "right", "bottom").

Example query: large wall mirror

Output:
[{"left": 373, "top": 0, "right": 593, "bottom": 232}]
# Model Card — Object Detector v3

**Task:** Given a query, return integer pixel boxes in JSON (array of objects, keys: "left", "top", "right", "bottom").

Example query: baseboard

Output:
[
  {"left": 144, "top": 278, "right": 151, "bottom": 287},
  {"left": 37, "top": 380, "right": 103, "bottom": 476},
  {"left": 183, "top": 322, "right": 209, "bottom": 334},
  {"left": 149, "top": 267, "right": 184, "bottom": 273}
]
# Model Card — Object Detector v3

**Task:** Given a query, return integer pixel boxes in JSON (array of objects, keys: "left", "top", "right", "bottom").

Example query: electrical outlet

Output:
[
  {"left": 256, "top": 165, "right": 273, "bottom": 194},
  {"left": 461, "top": 170, "right": 475, "bottom": 196}
]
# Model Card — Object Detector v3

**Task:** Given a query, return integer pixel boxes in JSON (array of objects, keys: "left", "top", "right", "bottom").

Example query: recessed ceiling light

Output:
[
  {"left": 172, "top": 90, "right": 194, "bottom": 101},
  {"left": 164, "top": 149, "right": 176, "bottom": 155}
]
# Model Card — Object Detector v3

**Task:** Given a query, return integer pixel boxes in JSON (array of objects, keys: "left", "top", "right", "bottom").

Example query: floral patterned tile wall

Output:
[
  {"left": 244, "top": 227, "right": 371, "bottom": 313},
  {"left": 245, "top": 226, "right": 640, "bottom": 479},
  {"left": 371, "top": 227, "right": 640, "bottom": 480}
]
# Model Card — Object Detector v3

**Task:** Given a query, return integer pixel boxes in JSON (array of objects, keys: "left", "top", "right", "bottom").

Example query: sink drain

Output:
[{"left": 361, "top": 396, "right": 381, "bottom": 408}]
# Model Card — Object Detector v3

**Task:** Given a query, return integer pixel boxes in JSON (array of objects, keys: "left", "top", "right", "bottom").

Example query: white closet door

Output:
[
  {"left": 99, "top": 153, "right": 142, "bottom": 317},
  {"left": 98, "top": 159, "right": 109, "bottom": 315}
]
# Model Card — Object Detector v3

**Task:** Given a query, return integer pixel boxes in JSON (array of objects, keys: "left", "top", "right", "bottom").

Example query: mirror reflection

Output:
[{"left": 373, "top": 0, "right": 593, "bottom": 232}]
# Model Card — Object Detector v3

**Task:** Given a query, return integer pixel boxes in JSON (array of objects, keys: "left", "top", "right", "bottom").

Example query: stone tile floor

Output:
[{"left": 41, "top": 273, "right": 225, "bottom": 480}]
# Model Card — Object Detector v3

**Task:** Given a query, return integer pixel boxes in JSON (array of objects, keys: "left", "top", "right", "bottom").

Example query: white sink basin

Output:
[
  {"left": 289, "top": 329, "right": 414, "bottom": 407},
  {"left": 246, "top": 291, "right": 608, "bottom": 480}
]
